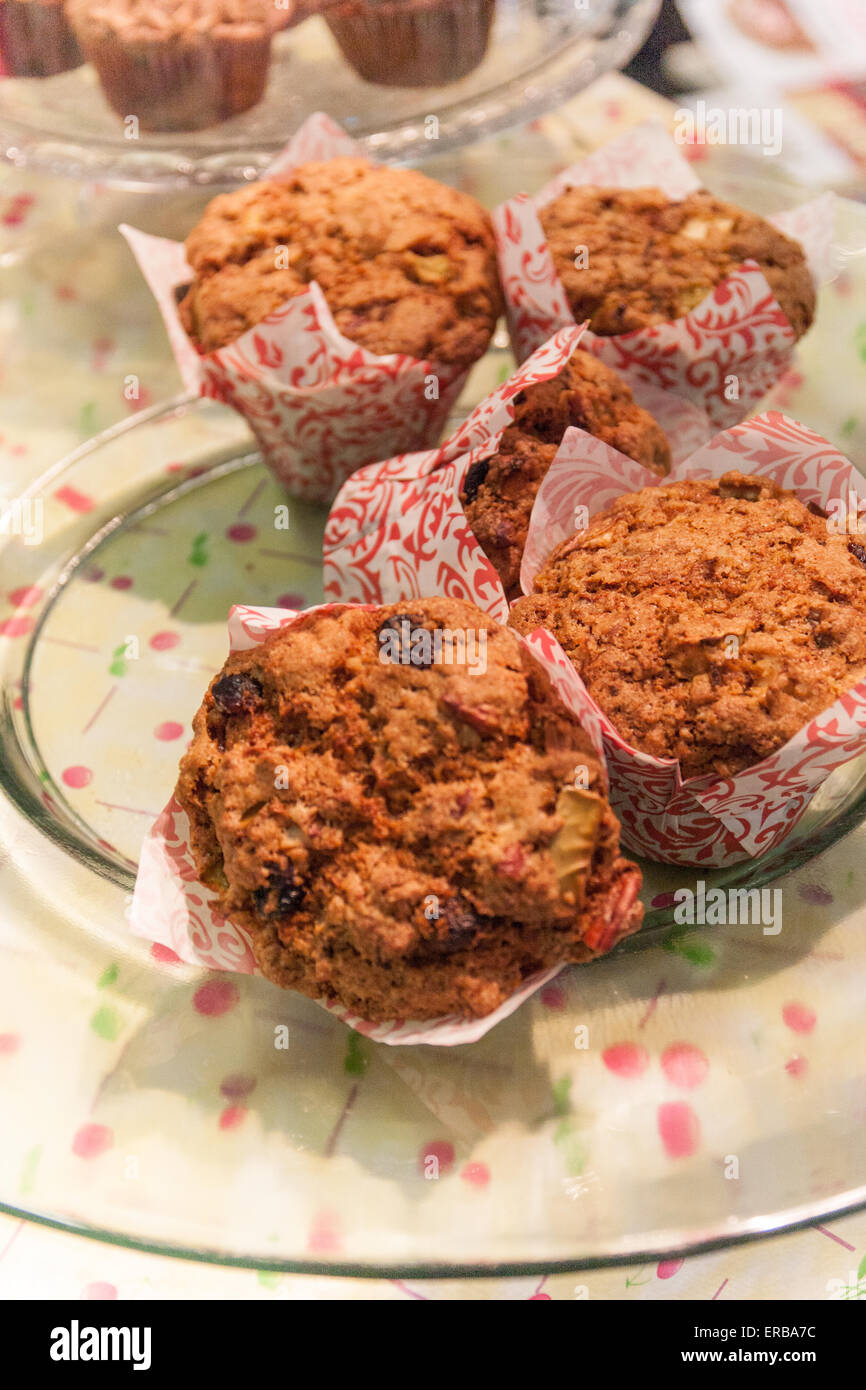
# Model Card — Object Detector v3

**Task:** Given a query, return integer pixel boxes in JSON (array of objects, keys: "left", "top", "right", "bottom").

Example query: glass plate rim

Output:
[
  {"left": 2, "top": 1183, "right": 865, "bottom": 1280},
  {"left": 3, "top": 391, "right": 866, "bottom": 1276},
  {"left": 5, "top": 391, "right": 866, "bottom": 936},
  {"left": 0, "top": 0, "right": 661, "bottom": 189}
]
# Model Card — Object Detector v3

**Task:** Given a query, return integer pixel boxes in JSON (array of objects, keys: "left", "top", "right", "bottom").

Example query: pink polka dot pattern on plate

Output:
[
  {"left": 110, "top": 575, "right": 133, "bottom": 590},
  {"left": 419, "top": 1140, "right": 455, "bottom": 1176},
  {"left": 72, "top": 1123, "right": 114, "bottom": 1158},
  {"left": 657, "top": 1102, "right": 700, "bottom": 1159},
  {"left": 540, "top": 984, "right": 565, "bottom": 1010},
  {"left": 786, "top": 1055, "right": 808, "bottom": 1078},
  {"left": 0, "top": 616, "right": 33, "bottom": 638},
  {"left": 218, "top": 1105, "right": 247, "bottom": 1131},
  {"left": 8, "top": 585, "right": 41, "bottom": 608},
  {"left": 149, "top": 630, "right": 180, "bottom": 651},
  {"left": 82, "top": 1282, "right": 118, "bottom": 1300},
  {"left": 651, "top": 891, "right": 677, "bottom": 910},
  {"left": 602, "top": 1042, "right": 649, "bottom": 1079},
  {"left": 657, "top": 1259, "right": 684, "bottom": 1280},
  {"left": 151, "top": 943, "right": 181, "bottom": 965},
  {"left": 782, "top": 1001, "right": 817, "bottom": 1035},
  {"left": 0, "top": 1032, "right": 20, "bottom": 1054},
  {"left": 798, "top": 883, "right": 833, "bottom": 907},
  {"left": 308, "top": 1209, "right": 341, "bottom": 1253},
  {"left": 460, "top": 1161, "right": 490, "bottom": 1188},
  {"left": 660, "top": 1042, "right": 709, "bottom": 1090},
  {"left": 275, "top": 593, "right": 307, "bottom": 609},
  {"left": 154, "top": 721, "right": 184, "bottom": 741},
  {"left": 62, "top": 765, "right": 93, "bottom": 789},
  {"left": 193, "top": 980, "right": 239, "bottom": 1017},
  {"left": 226, "top": 523, "right": 256, "bottom": 543},
  {"left": 54, "top": 485, "right": 94, "bottom": 512}
]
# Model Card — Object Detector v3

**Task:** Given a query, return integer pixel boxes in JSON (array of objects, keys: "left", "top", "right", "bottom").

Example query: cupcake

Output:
[
  {"left": 66, "top": 0, "right": 276, "bottom": 132},
  {"left": 460, "top": 350, "right": 671, "bottom": 601},
  {"left": 178, "top": 156, "right": 503, "bottom": 370},
  {"left": 0, "top": 0, "right": 82, "bottom": 75},
  {"left": 510, "top": 471, "right": 866, "bottom": 781},
  {"left": 175, "top": 597, "right": 643, "bottom": 1021},
  {"left": 325, "top": 0, "right": 496, "bottom": 87},
  {"left": 538, "top": 186, "right": 816, "bottom": 340}
]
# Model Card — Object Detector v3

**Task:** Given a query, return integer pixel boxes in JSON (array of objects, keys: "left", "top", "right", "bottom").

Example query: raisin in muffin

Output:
[
  {"left": 178, "top": 157, "right": 503, "bottom": 367},
  {"left": 539, "top": 187, "right": 815, "bottom": 339},
  {"left": 510, "top": 472, "right": 866, "bottom": 780},
  {"left": 176, "top": 598, "right": 643, "bottom": 1020},
  {"left": 461, "top": 351, "right": 671, "bottom": 600}
]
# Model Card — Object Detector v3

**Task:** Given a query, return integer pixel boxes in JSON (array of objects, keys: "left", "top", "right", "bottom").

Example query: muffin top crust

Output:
[
  {"left": 539, "top": 186, "right": 815, "bottom": 339},
  {"left": 176, "top": 597, "right": 642, "bottom": 1019},
  {"left": 179, "top": 157, "right": 503, "bottom": 366},
  {"left": 462, "top": 349, "right": 671, "bottom": 600},
  {"left": 510, "top": 471, "right": 866, "bottom": 780}
]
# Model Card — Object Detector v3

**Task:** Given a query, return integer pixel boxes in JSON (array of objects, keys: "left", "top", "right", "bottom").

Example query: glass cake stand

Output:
[
  {"left": 0, "top": 0, "right": 660, "bottom": 189},
  {"left": 0, "top": 160, "right": 865, "bottom": 1278},
  {"left": 0, "top": 428, "right": 865, "bottom": 1272}
]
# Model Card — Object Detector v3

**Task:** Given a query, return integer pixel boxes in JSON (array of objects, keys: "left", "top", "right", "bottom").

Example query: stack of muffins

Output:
[
  {"left": 0, "top": 0, "right": 499, "bottom": 128},
  {"left": 156, "top": 151, "right": 852, "bottom": 1024}
]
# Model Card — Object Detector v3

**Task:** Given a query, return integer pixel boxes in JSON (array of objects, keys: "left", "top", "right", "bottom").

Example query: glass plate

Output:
[
  {"left": 1, "top": 177, "right": 866, "bottom": 1279},
  {"left": 0, "top": 0, "right": 659, "bottom": 189}
]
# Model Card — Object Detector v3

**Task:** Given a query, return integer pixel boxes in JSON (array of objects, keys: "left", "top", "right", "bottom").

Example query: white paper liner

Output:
[
  {"left": 120, "top": 113, "right": 471, "bottom": 505},
  {"left": 130, "top": 600, "right": 643, "bottom": 1047},
  {"left": 493, "top": 120, "right": 836, "bottom": 431}
]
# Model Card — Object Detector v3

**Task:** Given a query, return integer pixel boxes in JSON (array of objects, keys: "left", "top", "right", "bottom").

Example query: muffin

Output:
[
  {"left": 176, "top": 598, "right": 643, "bottom": 1020},
  {"left": 538, "top": 187, "right": 816, "bottom": 340},
  {"left": 510, "top": 471, "right": 866, "bottom": 781},
  {"left": 66, "top": 0, "right": 277, "bottom": 132},
  {"left": 461, "top": 350, "right": 671, "bottom": 600},
  {"left": 325, "top": 0, "right": 496, "bottom": 88},
  {"left": 178, "top": 156, "right": 503, "bottom": 369},
  {"left": 0, "top": 0, "right": 82, "bottom": 75}
]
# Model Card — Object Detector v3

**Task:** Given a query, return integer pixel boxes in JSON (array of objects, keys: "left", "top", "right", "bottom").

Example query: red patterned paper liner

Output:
[
  {"left": 325, "top": 369, "right": 866, "bottom": 866},
  {"left": 520, "top": 410, "right": 866, "bottom": 865},
  {"left": 120, "top": 113, "right": 469, "bottom": 505},
  {"left": 129, "top": 600, "right": 639, "bottom": 1047},
  {"left": 323, "top": 326, "right": 592, "bottom": 620},
  {"left": 493, "top": 120, "right": 835, "bottom": 431},
  {"left": 323, "top": 324, "right": 709, "bottom": 613}
]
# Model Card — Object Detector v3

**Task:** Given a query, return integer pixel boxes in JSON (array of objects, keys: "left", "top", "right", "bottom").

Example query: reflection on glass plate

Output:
[
  {"left": 0, "top": 162, "right": 865, "bottom": 1276},
  {"left": 0, "top": 1, "right": 659, "bottom": 187}
]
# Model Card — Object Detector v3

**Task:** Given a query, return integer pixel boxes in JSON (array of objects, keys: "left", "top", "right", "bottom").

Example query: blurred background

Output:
[{"left": 628, "top": 0, "right": 866, "bottom": 199}]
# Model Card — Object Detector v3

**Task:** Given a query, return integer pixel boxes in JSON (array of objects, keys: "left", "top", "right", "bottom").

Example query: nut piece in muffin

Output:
[
  {"left": 178, "top": 157, "right": 503, "bottom": 369},
  {"left": 510, "top": 471, "right": 866, "bottom": 781},
  {"left": 0, "top": 0, "right": 83, "bottom": 75},
  {"left": 539, "top": 187, "right": 815, "bottom": 340},
  {"left": 461, "top": 350, "right": 671, "bottom": 600},
  {"left": 325, "top": 0, "right": 496, "bottom": 88},
  {"left": 67, "top": 0, "right": 278, "bottom": 133},
  {"left": 176, "top": 598, "right": 643, "bottom": 1021}
]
